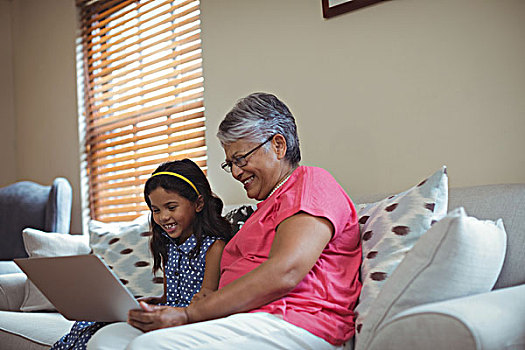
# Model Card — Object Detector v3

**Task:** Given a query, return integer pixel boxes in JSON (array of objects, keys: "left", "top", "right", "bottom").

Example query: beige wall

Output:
[
  {"left": 1, "top": 0, "right": 524, "bottom": 232},
  {"left": 201, "top": 0, "right": 525, "bottom": 205},
  {"left": 2, "top": 0, "right": 82, "bottom": 232},
  {"left": 0, "top": 0, "right": 17, "bottom": 186}
]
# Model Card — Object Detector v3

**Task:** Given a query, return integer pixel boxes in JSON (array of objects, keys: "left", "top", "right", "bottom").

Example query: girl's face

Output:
[{"left": 148, "top": 187, "right": 202, "bottom": 242}]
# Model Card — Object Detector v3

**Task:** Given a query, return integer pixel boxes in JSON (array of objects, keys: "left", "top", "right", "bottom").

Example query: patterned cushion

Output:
[
  {"left": 357, "top": 207, "right": 507, "bottom": 350},
  {"left": 88, "top": 214, "right": 163, "bottom": 298},
  {"left": 224, "top": 204, "right": 257, "bottom": 235},
  {"left": 354, "top": 166, "right": 448, "bottom": 337}
]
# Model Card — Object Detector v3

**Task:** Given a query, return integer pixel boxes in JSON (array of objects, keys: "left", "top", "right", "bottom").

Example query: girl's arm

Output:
[
  {"left": 128, "top": 212, "right": 332, "bottom": 331},
  {"left": 191, "top": 239, "right": 225, "bottom": 303}
]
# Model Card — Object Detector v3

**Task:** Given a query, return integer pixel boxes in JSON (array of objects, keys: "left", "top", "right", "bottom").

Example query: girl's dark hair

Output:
[{"left": 144, "top": 159, "right": 232, "bottom": 275}]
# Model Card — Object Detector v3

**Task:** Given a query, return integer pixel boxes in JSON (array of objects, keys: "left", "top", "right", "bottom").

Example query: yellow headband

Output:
[{"left": 149, "top": 171, "right": 200, "bottom": 196}]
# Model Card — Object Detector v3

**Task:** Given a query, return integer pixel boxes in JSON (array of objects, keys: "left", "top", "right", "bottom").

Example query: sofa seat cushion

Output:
[
  {"left": 0, "top": 273, "right": 26, "bottom": 311},
  {"left": 0, "top": 311, "right": 73, "bottom": 349}
]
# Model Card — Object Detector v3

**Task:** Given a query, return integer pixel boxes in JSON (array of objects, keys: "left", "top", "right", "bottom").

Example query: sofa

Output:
[{"left": 0, "top": 181, "right": 524, "bottom": 350}]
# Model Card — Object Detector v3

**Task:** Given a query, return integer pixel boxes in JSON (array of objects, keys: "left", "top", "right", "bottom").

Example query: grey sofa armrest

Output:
[
  {"left": 0, "top": 273, "right": 27, "bottom": 311},
  {"left": 46, "top": 177, "right": 72, "bottom": 234},
  {"left": 369, "top": 284, "right": 525, "bottom": 350},
  {"left": 0, "top": 177, "right": 72, "bottom": 260}
]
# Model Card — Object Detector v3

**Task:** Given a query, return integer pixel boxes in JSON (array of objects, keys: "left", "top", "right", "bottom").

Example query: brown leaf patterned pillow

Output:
[
  {"left": 354, "top": 166, "right": 448, "bottom": 337},
  {"left": 89, "top": 214, "right": 163, "bottom": 298}
]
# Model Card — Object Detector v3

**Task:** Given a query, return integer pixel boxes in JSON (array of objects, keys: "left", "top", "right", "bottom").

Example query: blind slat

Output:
[
  {"left": 88, "top": 92, "right": 203, "bottom": 132},
  {"left": 83, "top": 0, "right": 175, "bottom": 49},
  {"left": 90, "top": 137, "right": 205, "bottom": 167},
  {"left": 90, "top": 129, "right": 205, "bottom": 162},
  {"left": 86, "top": 4, "right": 199, "bottom": 61},
  {"left": 90, "top": 148, "right": 206, "bottom": 178},
  {"left": 80, "top": 0, "right": 136, "bottom": 26},
  {"left": 90, "top": 81, "right": 202, "bottom": 120},
  {"left": 88, "top": 108, "right": 203, "bottom": 147},
  {"left": 95, "top": 203, "right": 149, "bottom": 216},
  {"left": 87, "top": 18, "right": 200, "bottom": 70},
  {"left": 99, "top": 214, "right": 146, "bottom": 223},
  {"left": 83, "top": 0, "right": 193, "bottom": 43},
  {"left": 89, "top": 115, "right": 204, "bottom": 153},
  {"left": 82, "top": 0, "right": 151, "bottom": 32},
  {"left": 88, "top": 37, "right": 201, "bottom": 82},
  {"left": 93, "top": 157, "right": 206, "bottom": 191},
  {"left": 98, "top": 196, "right": 146, "bottom": 207},
  {"left": 88, "top": 41, "right": 201, "bottom": 87},
  {"left": 91, "top": 70, "right": 202, "bottom": 110},
  {"left": 88, "top": 52, "right": 202, "bottom": 98},
  {"left": 94, "top": 171, "right": 152, "bottom": 188}
]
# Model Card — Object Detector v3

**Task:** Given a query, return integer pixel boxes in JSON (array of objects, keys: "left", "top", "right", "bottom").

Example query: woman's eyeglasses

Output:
[{"left": 221, "top": 135, "right": 274, "bottom": 173}]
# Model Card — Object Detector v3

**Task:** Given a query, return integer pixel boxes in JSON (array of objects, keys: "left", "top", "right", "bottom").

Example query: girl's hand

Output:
[
  {"left": 137, "top": 295, "right": 164, "bottom": 305},
  {"left": 128, "top": 301, "right": 189, "bottom": 332}
]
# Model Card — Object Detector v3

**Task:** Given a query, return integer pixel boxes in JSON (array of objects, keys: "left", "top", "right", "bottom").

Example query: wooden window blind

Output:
[{"left": 77, "top": 0, "right": 205, "bottom": 223}]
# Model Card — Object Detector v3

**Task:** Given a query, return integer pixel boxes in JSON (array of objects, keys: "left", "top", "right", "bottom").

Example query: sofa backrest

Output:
[{"left": 447, "top": 184, "right": 525, "bottom": 290}]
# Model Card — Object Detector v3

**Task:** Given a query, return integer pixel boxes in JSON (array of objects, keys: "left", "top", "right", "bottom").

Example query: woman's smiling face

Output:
[
  {"left": 148, "top": 187, "right": 200, "bottom": 242},
  {"left": 223, "top": 138, "right": 283, "bottom": 200}
]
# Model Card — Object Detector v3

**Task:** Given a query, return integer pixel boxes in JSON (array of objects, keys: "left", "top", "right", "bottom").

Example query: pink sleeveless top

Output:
[{"left": 219, "top": 166, "right": 361, "bottom": 345}]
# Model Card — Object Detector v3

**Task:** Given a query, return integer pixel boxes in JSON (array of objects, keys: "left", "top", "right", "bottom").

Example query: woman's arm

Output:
[
  {"left": 128, "top": 212, "right": 332, "bottom": 331},
  {"left": 188, "top": 212, "right": 333, "bottom": 320}
]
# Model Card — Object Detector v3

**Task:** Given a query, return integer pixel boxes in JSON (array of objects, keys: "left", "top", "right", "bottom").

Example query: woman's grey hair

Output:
[{"left": 217, "top": 92, "right": 301, "bottom": 166}]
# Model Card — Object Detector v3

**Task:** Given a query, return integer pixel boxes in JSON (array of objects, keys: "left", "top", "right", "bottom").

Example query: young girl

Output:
[{"left": 51, "top": 159, "right": 232, "bottom": 350}]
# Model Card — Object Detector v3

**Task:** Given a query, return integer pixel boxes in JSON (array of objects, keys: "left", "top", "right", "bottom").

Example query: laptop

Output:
[{"left": 14, "top": 254, "right": 140, "bottom": 322}]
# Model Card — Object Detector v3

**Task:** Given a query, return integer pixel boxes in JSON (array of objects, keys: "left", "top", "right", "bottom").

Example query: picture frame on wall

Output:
[{"left": 322, "top": 0, "right": 385, "bottom": 18}]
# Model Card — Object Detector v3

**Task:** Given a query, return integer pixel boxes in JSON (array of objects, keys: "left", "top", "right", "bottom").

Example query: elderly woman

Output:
[{"left": 87, "top": 93, "right": 361, "bottom": 350}]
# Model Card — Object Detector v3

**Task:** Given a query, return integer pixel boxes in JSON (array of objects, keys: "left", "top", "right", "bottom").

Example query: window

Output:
[{"left": 76, "top": 0, "right": 205, "bottom": 223}]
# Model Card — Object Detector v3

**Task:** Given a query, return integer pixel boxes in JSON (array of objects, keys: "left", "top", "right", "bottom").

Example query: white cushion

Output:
[
  {"left": 354, "top": 166, "right": 448, "bottom": 336},
  {"left": 356, "top": 207, "right": 507, "bottom": 350},
  {"left": 20, "top": 229, "right": 90, "bottom": 312},
  {"left": 88, "top": 214, "right": 163, "bottom": 298}
]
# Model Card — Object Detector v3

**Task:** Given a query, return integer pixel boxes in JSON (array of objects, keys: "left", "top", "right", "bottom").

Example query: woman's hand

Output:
[{"left": 128, "top": 301, "right": 189, "bottom": 332}]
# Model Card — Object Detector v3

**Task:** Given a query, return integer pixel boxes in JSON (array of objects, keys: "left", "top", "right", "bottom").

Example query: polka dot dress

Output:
[
  {"left": 50, "top": 234, "right": 219, "bottom": 350},
  {"left": 164, "top": 234, "right": 217, "bottom": 307}
]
